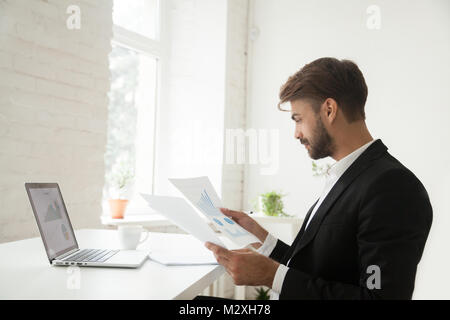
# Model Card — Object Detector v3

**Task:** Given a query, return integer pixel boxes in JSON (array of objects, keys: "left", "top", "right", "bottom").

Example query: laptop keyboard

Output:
[{"left": 62, "top": 249, "right": 119, "bottom": 263}]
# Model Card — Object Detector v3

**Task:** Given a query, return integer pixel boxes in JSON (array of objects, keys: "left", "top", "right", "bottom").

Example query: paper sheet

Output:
[
  {"left": 140, "top": 194, "right": 225, "bottom": 247},
  {"left": 148, "top": 252, "right": 218, "bottom": 266},
  {"left": 169, "top": 176, "right": 261, "bottom": 248}
]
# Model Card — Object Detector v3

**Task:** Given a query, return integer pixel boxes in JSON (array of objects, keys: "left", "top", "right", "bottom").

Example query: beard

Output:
[{"left": 300, "top": 115, "right": 335, "bottom": 160}]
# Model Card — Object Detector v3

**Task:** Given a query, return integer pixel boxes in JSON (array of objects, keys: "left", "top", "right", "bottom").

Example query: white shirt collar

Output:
[{"left": 327, "top": 139, "right": 377, "bottom": 179}]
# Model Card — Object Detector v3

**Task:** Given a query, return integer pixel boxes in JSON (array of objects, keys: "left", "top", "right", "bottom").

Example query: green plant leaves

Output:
[{"left": 259, "top": 191, "right": 291, "bottom": 217}]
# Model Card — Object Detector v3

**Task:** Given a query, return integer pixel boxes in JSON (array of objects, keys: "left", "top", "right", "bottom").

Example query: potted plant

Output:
[
  {"left": 254, "top": 287, "right": 270, "bottom": 300},
  {"left": 257, "top": 191, "right": 291, "bottom": 217},
  {"left": 311, "top": 160, "right": 332, "bottom": 177},
  {"left": 106, "top": 156, "right": 135, "bottom": 219}
]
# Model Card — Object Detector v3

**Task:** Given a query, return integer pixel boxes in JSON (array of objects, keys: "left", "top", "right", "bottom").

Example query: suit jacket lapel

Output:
[
  {"left": 288, "top": 139, "right": 388, "bottom": 261},
  {"left": 281, "top": 199, "right": 318, "bottom": 264}
]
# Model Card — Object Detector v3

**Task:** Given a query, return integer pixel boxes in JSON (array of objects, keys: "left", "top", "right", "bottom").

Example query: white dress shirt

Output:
[{"left": 257, "top": 139, "right": 376, "bottom": 299}]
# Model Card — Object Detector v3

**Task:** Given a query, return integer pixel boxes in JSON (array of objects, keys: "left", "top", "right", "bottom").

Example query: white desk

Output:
[{"left": 0, "top": 229, "right": 224, "bottom": 299}]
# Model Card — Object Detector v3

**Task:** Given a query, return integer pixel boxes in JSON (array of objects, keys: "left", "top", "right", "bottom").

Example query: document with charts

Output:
[{"left": 168, "top": 176, "right": 261, "bottom": 248}]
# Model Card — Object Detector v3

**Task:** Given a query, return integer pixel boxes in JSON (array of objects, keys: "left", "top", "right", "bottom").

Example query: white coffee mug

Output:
[{"left": 117, "top": 225, "right": 149, "bottom": 250}]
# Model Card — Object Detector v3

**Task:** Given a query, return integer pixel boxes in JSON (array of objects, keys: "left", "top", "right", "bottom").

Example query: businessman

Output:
[{"left": 205, "top": 57, "right": 433, "bottom": 299}]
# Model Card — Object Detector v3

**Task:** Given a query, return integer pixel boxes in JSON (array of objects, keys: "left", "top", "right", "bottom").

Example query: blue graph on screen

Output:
[{"left": 197, "top": 190, "right": 248, "bottom": 238}]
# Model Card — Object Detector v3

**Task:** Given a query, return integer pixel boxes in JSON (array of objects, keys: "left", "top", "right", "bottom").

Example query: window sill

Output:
[{"left": 100, "top": 214, "right": 171, "bottom": 227}]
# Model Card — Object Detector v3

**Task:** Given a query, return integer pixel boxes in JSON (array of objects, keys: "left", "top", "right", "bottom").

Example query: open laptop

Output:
[{"left": 25, "top": 183, "right": 148, "bottom": 268}]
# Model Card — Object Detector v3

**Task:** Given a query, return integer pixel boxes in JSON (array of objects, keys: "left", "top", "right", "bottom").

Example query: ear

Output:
[{"left": 322, "top": 98, "right": 338, "bottom": 124}]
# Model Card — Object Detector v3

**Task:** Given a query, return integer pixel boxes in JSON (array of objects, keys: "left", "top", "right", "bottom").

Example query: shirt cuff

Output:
[
  {"left": 271, "top": 264, "right": 289, "bottom": 294},
  {"left": 256, "top": 233, "right": 278, "bottom": 257}
]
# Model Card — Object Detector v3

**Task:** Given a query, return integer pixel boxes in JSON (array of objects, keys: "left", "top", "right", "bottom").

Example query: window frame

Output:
[{"left": 107, "top": 0, "right": 165, "bottom": 204}]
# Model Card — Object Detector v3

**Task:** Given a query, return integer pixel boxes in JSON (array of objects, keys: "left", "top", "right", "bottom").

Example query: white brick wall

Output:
[
  {"left": 221, "top": 0, "right": 253, "bottom": 299},
  {"left": 221, "top": 0, "right": 270, "bottom": 300},
  {"left": 221, "top": 0, "right": 249, "bottom": 220},
  {"left": 0, "top": 0, "right": 113, "bottom": 243}
]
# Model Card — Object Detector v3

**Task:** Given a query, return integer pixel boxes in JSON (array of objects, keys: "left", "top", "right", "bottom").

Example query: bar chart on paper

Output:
[
  {"left": 197, "top": 190, "right": 249, "bottom": 239},
  {"left": 169, "top": 176, "right": 261, "bottom": 248}
]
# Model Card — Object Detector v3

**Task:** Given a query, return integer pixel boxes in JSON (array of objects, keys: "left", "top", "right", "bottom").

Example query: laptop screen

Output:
[{"left": 25, "top": 184, "right": 78, "bottom": 262}]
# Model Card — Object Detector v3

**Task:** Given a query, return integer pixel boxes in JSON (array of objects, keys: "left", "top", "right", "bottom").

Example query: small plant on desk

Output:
[
  {"left": 106, "top": 156, "right": 135, "bottom": 219},
  {"left": 257, "top": 191, "right": 291, "bottom": 217}
]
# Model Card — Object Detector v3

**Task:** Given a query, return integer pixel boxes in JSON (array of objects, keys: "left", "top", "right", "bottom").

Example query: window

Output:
[
  {"left": 113, "top": 0, "right": 159, "bottom": 40},
  {"left": 104, "top": 0, "right": 162, "bottom": 213}
]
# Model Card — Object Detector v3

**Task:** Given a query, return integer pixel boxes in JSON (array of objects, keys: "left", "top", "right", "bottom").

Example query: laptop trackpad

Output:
[{"left": 107, "top": 250, "right": 148, "bottom": 265}]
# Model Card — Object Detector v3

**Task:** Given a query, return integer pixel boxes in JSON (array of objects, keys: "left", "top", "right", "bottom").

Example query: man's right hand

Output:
[{"left": 219, "top": 208, "right": 269, "bottom": 246}]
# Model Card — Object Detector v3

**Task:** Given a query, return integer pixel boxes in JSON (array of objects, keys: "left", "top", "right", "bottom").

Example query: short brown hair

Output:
[{"left": 278, "top": 57, "right": 368, "bottom": 122}]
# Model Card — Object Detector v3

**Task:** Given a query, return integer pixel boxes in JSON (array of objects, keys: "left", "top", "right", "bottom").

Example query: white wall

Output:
[
  {"left": 153, "top": 0, "right": 250, "bottom": 212},
  {"left": 245, "top": 0, "right": 450, "bottom": 299},
  {"left": 0, "top": 0, "right": 113, "bottom": 243},
  {"left": 153, "top": 0, "right": 227, "bottom": 198},
  {"left": 152, "top": 0, "right": 252, "bottom": 299}
]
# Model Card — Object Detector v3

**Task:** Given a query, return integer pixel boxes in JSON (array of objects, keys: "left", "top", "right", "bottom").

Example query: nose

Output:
[{"left": 294, "top": 127, "right": 303, "bottom": 140}]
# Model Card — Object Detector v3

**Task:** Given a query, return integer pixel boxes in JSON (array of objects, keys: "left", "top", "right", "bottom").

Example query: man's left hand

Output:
[{"left": 205, "top": 242, "right": 280, "bottom": 287}]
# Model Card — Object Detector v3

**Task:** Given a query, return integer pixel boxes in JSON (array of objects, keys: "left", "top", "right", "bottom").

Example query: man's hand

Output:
[
  {"left": 205, "top": 242, "right": 280, "bottom": 287},
  {"left": 219, "top": 208, "right": 269, "bottom": 248}
]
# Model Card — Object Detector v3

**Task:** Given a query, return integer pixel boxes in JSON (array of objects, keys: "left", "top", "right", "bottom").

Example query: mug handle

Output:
[{"left": 139, "top": 229, "right": 149, "bottom": 244}]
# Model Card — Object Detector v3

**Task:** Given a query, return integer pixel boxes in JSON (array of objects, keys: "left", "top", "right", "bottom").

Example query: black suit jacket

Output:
[{"left": 270, "top": 139, "right": 432, "bottom": 299}]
